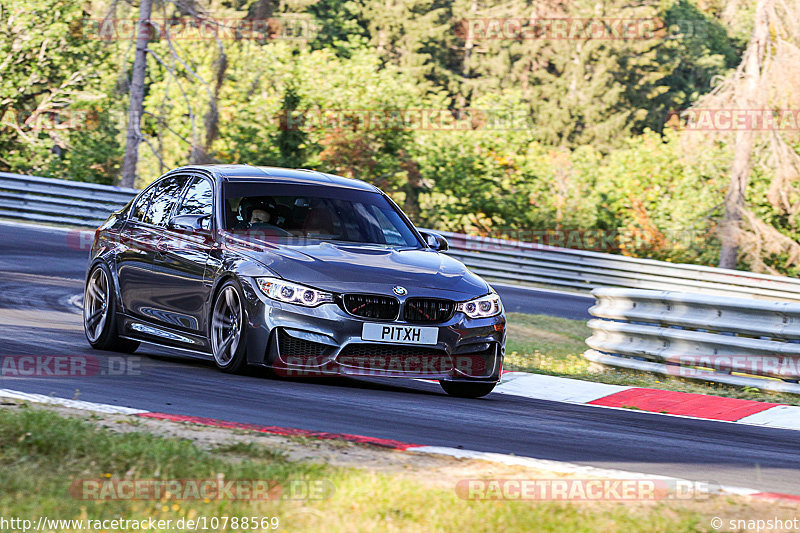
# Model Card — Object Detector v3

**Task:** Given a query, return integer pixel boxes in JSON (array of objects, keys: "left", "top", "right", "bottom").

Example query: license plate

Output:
[{"left": 361, "top": 323, "right": 438, "bottom": 345}]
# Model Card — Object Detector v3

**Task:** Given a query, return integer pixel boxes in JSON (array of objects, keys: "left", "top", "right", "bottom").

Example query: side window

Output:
[
  {"left": 175, "top": 177, "right": 213, "bottom": 229},
  {"left": 131, "top": 187, "right": 157, "bottom": 222},
  {"left": 142, "top": 176, "right": 187, "bottom": 226}
]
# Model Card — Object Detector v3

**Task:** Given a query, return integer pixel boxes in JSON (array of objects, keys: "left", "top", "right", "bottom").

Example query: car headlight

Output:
[
  {"left": 456, "top": 292, "right": 502, "bottom": 318},
  {"left": 256, "top": 277, "right": 334, "bottom": 307}
]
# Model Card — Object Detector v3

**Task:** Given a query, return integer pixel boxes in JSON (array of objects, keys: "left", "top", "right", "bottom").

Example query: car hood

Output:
[{"left": 229, "top": 238, "right": 489, "bottom": 299}]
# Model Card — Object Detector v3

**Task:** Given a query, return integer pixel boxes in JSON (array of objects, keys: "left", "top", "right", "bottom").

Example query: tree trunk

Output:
[
  {"left": 119, "top": 0, "right": 153, "bottom": 188},
  {"left": 456, "top": 0, "right": 477, "bottom": 110},
  {"left": 717, "top": 0, "right": 770, "bottom": 269},
  {"left": 719, "top": 129, "right": 754, "bottom": 268},
  {"left": 190, "top": 47, "right": 227, "bottom": 164}
]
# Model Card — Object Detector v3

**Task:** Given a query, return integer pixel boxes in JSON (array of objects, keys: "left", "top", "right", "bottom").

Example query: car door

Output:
[
  {"left": 116, "top": 175, "right": 188, "bottom": 323},
  {"left": 148, "top": 175, "right": 215, "bottom": 342}
]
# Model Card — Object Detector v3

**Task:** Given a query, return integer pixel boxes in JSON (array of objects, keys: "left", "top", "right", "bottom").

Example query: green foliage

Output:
[
  {"left": 0, "top": 0, "right": 116, "bottom": 177},
  {"left": 4, "top": 0, "right": 800, "bottom": 274},
  {"left": 275, "top": 84, "right": 308, "bottom": 168},
  {"left": 59, "top": 107, "right": 125, "bottom": 185},
  {"left": 746, "top": 142, "right": 800, "bottom": 278},
  {"left": 415, "top": 128, "right": 732, "bottom": 266},
  {"left": 307, "top": 0, "right": 370, "bottom": 57},
  {"left": 591, "top": 129, "right": 728, "bottom": 265},
  {"left": 651, "top": 0, "right": 743, "bottom": 126}
]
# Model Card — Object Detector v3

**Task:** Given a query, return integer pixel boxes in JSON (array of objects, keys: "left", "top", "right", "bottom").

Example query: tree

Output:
[
  {"left": 0, "top": 0, "right": 113, "bottom": 175},
  {"left": 120, "top": 0, "right": 153, "bottom": 188},
  {"left": 274, "top": 85, "right": 308, "bottom": 168},
  {"left": 690, "top": 0, "right": 800, "bottom": 271},
  {"left": 717, "top": 0, "right": 768, "bottom": 269}
]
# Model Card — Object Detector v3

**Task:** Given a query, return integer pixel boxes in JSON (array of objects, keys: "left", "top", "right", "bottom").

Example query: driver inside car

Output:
[
  {"left": 249, "top": 207, "right": 272, "bottom": 225},
  {"left": 236, "top": 196, "right": 293, "bottom": 237},
  {"left": 239, "top": 197, "right": 277, "bottom": 227}
]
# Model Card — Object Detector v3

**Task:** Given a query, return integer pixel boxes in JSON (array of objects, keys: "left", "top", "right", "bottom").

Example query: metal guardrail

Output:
[
  {"left": 2, "top": 172, "right": 800, "bottom": 303},
  {"left": 585, "top": 288, "right": 800, "bottom": 393},
  {"left": 436, "top": 231, "right": 800, "bottom": 303},
  {"left": 0, "top": 172, "right": 137, "bottom": 227}
]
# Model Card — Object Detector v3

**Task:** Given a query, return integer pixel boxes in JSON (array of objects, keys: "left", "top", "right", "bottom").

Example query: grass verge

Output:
[
  {"left": 0, "top": 405, "right": 776, "bottom": 533},
  {"left": 504, "top": 312, "right": 800, "bottom": 406}
]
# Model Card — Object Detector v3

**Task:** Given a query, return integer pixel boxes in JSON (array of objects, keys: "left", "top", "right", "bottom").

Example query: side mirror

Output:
[
  {"left": 419, "top": 231, "right": 449, "bottom": 251},
  {"left": 168, "top": 214, "right": 211, "bottom": 233}
]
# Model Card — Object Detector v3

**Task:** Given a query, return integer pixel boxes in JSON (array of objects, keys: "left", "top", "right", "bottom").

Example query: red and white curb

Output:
[
  {"left": 494, "top": 372, "right": 800, "bottom": 431},
  {"left": 1, "top": 387, "right": 799, "bottom": 503}
]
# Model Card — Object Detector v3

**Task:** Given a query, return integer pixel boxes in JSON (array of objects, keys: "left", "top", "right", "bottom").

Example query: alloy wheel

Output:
[
  {"left": 84, "top": 267, "right": 110, "bottom": 342},
  {"left": 211, "top": 286, "right": 243, "bottom": 366}
]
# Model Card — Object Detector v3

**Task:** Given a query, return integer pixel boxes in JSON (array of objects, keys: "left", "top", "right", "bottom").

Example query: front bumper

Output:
[{"left": 240, "top": 278, "right": 505, "bottom": 382}]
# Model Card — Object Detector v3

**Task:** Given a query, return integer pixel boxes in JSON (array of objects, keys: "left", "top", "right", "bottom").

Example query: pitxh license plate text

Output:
[{"left": 361, "top": 323, "right": 438, "bottom": 345}]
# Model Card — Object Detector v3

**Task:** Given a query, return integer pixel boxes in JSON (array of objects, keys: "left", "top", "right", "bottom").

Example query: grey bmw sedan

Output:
[{"left": 84, "top": 165, "right": 505, "bottom": 397}]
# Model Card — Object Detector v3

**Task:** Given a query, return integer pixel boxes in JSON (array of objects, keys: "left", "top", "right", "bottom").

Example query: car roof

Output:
[{"left": 172, "top": 164, "right": 380, "bottom": 193}]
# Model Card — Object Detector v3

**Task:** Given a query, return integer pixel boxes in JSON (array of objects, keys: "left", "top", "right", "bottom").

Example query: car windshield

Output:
[{"left": 223, "top": 182, "right": 422, "bottom": 248}]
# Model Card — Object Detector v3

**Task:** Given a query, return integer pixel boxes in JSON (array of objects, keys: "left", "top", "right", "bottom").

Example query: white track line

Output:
[
  {"left": 0, "top": 389, "right": 148, "bottom": 415},
  {"left": 0, "top": 219, "right": 73, "bottom": 233},
  {"left": 737, "top": 405, "right": 800, "bottom": 431},
  {"left": 408, "top": 446, "right": 763, "bottom": 497},
  {"left": 496, "top": 372, "right": 632, "bottom": 403}
]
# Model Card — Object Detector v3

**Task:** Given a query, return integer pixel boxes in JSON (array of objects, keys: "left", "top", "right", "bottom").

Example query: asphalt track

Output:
[{"left": 1, "top": 221, "right": 799, "bottom": 495}]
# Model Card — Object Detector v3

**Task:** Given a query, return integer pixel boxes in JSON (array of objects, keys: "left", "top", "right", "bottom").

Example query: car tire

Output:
[
  {"left": 84, "top": 262, "right": 140, "bottom": 353},
  {"left": 210, "top": 279, "right": 249, "bottom": 374},
  {"left": 439, "top": 380, "right": 496, "bottom": 398}
]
